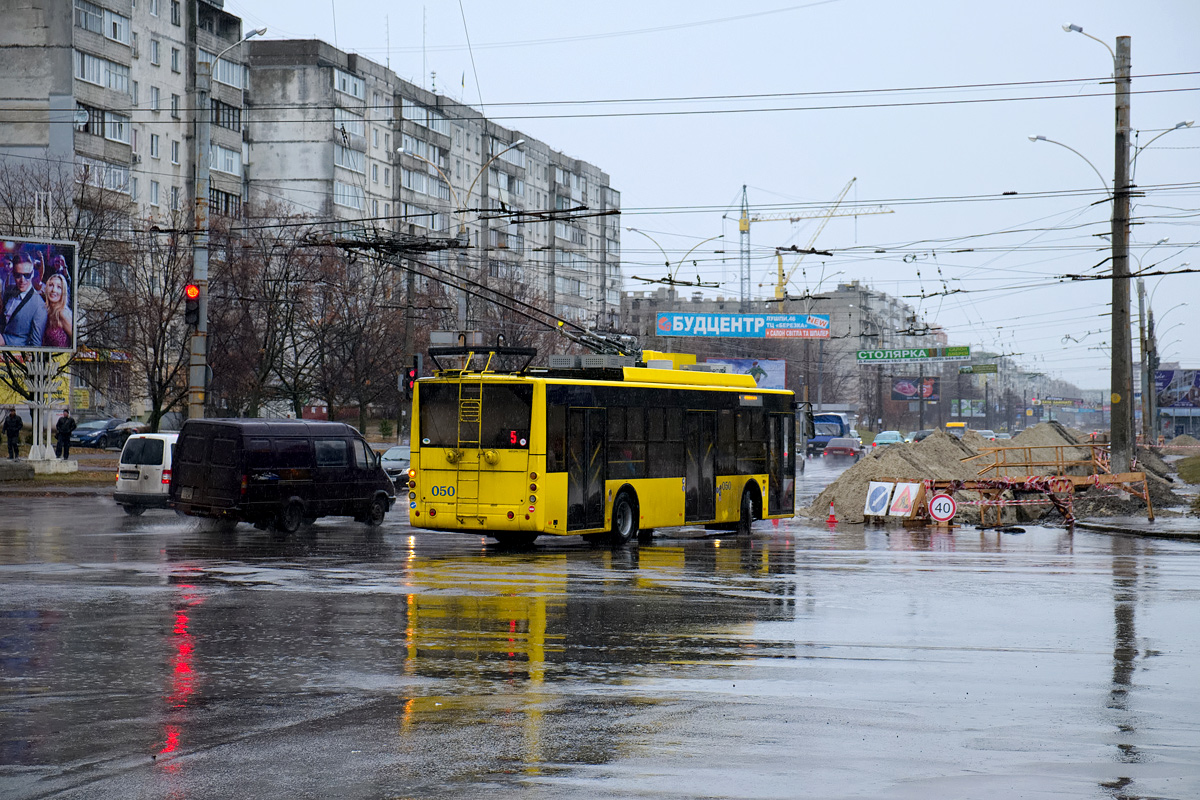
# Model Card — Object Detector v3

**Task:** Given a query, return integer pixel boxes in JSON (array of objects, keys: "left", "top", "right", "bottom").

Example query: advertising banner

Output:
[
  {"left": 856, "top": 346, "right": 970, "bottom": 364},
  {"left": 656, "top": 312, "right": 830, "bottom": 339},
  {"left": 1, "top": 238, "right": 78, "bottom": 353},
  {"left": 704, "top": 358, "right": 786, "bottom": 389},
  {"left": 1155, "top": 370, "right": 1200, "bottom": 408},
  {"left": 891, "top": 376, "right": 940, "bottom": 401}
]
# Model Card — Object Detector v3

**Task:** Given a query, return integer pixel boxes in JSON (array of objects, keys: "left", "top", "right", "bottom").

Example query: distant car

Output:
[
  {"left": 380, "top": 445, "right": 410, "bottom": 486},
  {"left": 70, "top": 418, "right": 125, "bottom": 449},
  {"left": 114, "top": 433, "right": 178, "bottom": 515},
  {"left": 822, "top": 437, "right": 862, "bottom": 461},
  {"left": 872, "top": 430, "right": 904, "bottom": 448},
  {"left": 909, "top": 429, "right": 936, "bottom": 442},
  {"left": 975, "top": 429, "right": 997, "bottom": 441},
  {"left": 848, "top": 429, "right": 863, "bottom": 447},
  {"left": 995, "top": 432, "right": 1012, "bottom": 440}
]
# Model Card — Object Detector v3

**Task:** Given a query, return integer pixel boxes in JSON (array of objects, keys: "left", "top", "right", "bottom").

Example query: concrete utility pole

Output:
[
  {"left": 189, "top": 60, "right": 212, "bottom": 419},
  {"left": 1109, "top": 35, "right": 1133, "bottom": 473},
  {"left": 1137, "top": 278, "right": 1151, "bottom": 444}
]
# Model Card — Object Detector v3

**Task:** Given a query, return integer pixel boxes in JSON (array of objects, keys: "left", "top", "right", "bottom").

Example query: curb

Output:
[{"left": 1074, "top": 520, "right": 1200, "bottom": 542}]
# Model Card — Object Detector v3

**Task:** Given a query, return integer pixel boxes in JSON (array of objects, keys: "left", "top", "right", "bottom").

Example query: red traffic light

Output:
[{"left": 184, "top": 284, "right": 200, "bottom": 300}]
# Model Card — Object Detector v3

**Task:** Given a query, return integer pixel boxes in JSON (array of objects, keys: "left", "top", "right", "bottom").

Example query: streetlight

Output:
[
  {"left": 1131, "top": 121, "right": 1194, "bottom": 182},
  {"left": 1027, "top": 135, "right": 1111, "bottom": 195},
  {"left": 1059, "top": 22, "right": 1134, "bottom": 472},
  {"left": 189, "top": 25, "right": 266, "bottom": 419},
  {"left": 625, "top": 228, "right": 723, "bottom": 299},
  {"left": 398, "top": 138, "right": 524, "bottom": 329}
]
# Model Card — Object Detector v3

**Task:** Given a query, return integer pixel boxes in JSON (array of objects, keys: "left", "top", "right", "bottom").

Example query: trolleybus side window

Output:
[
  {"left": 606, "top": 406, "right": 646, "bottom": 479},
  {"left": 716, "top": 409, "right": 736, "bottom": 475},
  {"left": 737, "top": 409, "right": 767, "bottom": 474}
]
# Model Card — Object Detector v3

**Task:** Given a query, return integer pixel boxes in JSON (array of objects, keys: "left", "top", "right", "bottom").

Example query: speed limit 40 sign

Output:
[{"left": 928, "top": 493, "right": 957, "bottom": 523}]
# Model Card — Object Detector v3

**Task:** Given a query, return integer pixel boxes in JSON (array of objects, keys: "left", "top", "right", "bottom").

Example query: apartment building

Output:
[{"left": 246, "top": 39, "right": 622, "bottom": 330}]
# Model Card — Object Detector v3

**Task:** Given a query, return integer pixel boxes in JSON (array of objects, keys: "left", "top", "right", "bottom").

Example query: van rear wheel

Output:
[
  {"left": 277, "top": 500, "right": 304, "bottom": 534},
  {"left": 121, "top": 505, "right": 145, "bottom": 517}
]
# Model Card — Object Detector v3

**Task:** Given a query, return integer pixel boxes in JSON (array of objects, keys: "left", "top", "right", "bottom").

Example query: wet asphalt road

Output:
[{"left": 2, "top": 459, "right": 1200, "bottom": 799}]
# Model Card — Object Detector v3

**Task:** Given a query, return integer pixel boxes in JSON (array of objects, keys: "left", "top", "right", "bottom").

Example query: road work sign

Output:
[
  {"left": 856, "top": 346, "right": 970, "bottom": 364},
  {"left": 657, "top": 312, "right": 830, "bottom": 338}
]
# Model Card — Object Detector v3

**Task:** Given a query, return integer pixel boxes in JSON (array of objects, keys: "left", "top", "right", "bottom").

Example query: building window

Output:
[
  {"left": 333, "top": 144, "right": 365, "bottom": 174},
  {"left": 372, "top": 128, "right": 379, "bottom": 148},
  {"left": 372, "top": 199, "right": 379, "bottom": 216},
  {"left": 150, "top": 85, "right": 160, "bottom": 111},
  {"left": 334, "top": 69, "right": 364, "bottom": 99},
  {"left": 170, "top": 140, "right": 179, "bottom": 164},
  {"left": 209, "top": 187, "right": 242, "bottom": 217},
  {"left": 170, "top": 94, "right": 179, "bottom": 118},
  {"left": 210, "top": 99, "right": 241, "bottom": 131},
  {"left": 371, "top": 163, "right": 378, "bottom": 183},
  {"left": 334, "top": 181, "right": 365, "bottom": 210},
  {"left": 149, "top": 0, "right": 158, "bottom": 16},
  {"left": 383, "top": 132, "right": 389, "bottom": 150},
  {"left": 73, "top": 0, "right": 102, "bottom": 34},
  {"left": 150, "top": 180, "right": 159, "bottom": 206},
  {"left": 149, "top": 39, "right": 159, "bottom": 65},
  {"left": 170, "top": 185, "right": 179, "bottom": 210},
  {"left": 383, "top": 167, "right": 390, "bottom": 187},
  {"left": 131, "top": 176, "right": 138, "bottom": 201},
  {"left": 333, "top": 107, "right": 365, "bottom": 139},
  {"left": 130, "top": 80, "right": 138, "bottom": 105},
  {"left": 170, "top": 0, "right": 180, "bottom": 25},
  {"left": 210, "top": 144, "right": 241, "bottom": 176},
  {"left": 74, "top": 103, "right": 104, "bottom": 136},
  {"left": 170, "top": 47, "right": 179, "bottom": 72},
  {"left": 150, "top": 133, "right": 159, "bottom": 158},
  {"left": 73, "top": 51, "right": 128, "bottom": 92},
  {"left": 104, "top": 111, "right": 130, "bottom": 144},
  {"left": 197, "top": 50, "right": 246, "bottom": 88}
]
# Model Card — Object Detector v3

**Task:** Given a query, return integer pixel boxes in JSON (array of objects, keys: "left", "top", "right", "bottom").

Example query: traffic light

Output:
[
  {"left": 403, "top": 354, "right": 419, "bottom": 399},
  {"left": 183, "top": 283, "right": 200, "bottom": 326}
]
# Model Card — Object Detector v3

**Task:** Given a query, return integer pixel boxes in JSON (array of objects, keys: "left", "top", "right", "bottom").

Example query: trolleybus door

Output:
[
  {"left": 567, "top": 408, "right": 606, "bottom": 530},
  {"left": 685, "top": 411, "right": 716, "bottom": 522},
  {"left": 767, "top": 414, "right": 795, "bottom": 516}
]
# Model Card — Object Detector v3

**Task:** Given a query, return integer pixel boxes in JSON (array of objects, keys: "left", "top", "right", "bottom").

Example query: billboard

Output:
[
  {"left": 704, "top": 358, "right": 786, "bottom": 389},
  {"left": 891, "top": 376, "right": 940, "bottom": 401},
  {"left": 1, "top": 238, "right": 78, "bottom": 353},
  {"left": 656, "top": 312, "right": 830, "bottom": 339},
  {"left": 1155, "top": 370, "right": 1200, "bottom": 408},
  {"left": 856, "top": 346, "right": 970, "bottom": 364}
]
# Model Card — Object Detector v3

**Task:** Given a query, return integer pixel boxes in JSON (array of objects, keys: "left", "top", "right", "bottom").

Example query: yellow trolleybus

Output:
[{"left": 407, "top": 348, "right": 796, "bottom": 546}]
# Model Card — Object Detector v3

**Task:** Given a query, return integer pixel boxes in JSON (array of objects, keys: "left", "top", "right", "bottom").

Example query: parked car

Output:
[
  {"left": 908, "top": 429, "right": 935, "bottom": 442},
  {"left": 871, "top": 430, "right": 905, "bottom": 448},
  {"left": 975, "top": 429, "right": 997, "bottom": 441},
  {"left": 70, "top": 418, "right": 125, "bottom": 449},
  {"left": 380, "top": 445, "right": 410, "bottom": 486},
  {"left": 822, "top": 437, "right": 862, "bottom": 461},
  {"left": 169, "top": 418, "right": 395, "bottom": 533},
  {"left": 114, "top": 433, "right": 178, "bottom": 516},
  {"left": 995, "top": 432, "right": 1012, "bottom": 440}
]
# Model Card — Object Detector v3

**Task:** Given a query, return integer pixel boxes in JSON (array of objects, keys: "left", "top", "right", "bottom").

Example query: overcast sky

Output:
[{"left": 227, "top": 0, "right": 1200, "bottom": 389}]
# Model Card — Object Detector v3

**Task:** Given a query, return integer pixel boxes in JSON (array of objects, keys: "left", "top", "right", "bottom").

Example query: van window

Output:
[
  {"left": 352, "top": 439, "right": 372, "bottom": 469},
  {"left": 314, "top": 438, "right": 348, "bottom": 467},
  {"left": 246, "top": 438, "right": 272, "bottom": 468},
  {"left": 121, "top": 437, "right": 165, "bottom": 466},
  {"left": 178, "top": 434, "right": 206, "bottom": 464},
  {"left": 211, "top": 437, "right": 238, "bottom": 466},
  {"left": 276, "top": 438, "right": 310, "bottom": 468}
]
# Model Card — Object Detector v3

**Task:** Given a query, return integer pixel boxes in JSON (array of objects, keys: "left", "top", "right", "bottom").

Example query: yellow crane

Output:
[{"left": 738, "top": 178, "right": 893, "bottom": 300}]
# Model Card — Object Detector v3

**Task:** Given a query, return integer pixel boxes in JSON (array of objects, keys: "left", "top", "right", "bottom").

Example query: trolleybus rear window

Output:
[{"left": 419, "top": 383, "right": 533, "bottom": 448}]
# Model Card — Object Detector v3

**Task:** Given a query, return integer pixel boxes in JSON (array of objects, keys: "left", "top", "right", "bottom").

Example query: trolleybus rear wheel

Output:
[{"left": 610, "top": 491, "right": 639, "bottom": 545}]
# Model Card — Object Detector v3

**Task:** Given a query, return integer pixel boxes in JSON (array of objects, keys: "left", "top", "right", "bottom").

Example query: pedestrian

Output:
[
  {"left": 3, "top": 408, "right": 23, "bottom": 459},
  {"left": 55, "top": 409, "right": 77, "bottom": 460}
]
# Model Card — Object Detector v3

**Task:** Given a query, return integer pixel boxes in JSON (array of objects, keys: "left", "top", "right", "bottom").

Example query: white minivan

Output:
[{"left": 114, "top": 433, "right": 178, "bottom": 516}]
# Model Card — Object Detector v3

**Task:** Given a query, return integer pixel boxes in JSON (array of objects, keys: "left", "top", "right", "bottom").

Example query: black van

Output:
[{"left": 169, "top": 419, "right": 395, "bottom": 532}]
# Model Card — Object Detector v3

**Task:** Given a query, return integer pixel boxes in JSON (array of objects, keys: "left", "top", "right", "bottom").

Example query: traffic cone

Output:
[{"left": 826, "top": 502, "right": 837, "bottom": 525}]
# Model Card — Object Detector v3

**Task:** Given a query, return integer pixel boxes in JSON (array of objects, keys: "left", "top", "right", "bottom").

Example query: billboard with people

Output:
[
  {"left": 1, "top": 238, "right": 78, "bottom": 353},
  {"left": 703, "top": 358, "right": 787, "bottom": 389}
]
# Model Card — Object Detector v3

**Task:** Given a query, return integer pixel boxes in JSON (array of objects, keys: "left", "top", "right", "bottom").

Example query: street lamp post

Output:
[
  {"left": 189, "top": 26, "right": 266, "bottom": 419},
  {"left": 625, "top": 228, "right": 724, "bottom": 301},
  {"left": 399, "top": 139, "right": 524, "bottom": 330}
]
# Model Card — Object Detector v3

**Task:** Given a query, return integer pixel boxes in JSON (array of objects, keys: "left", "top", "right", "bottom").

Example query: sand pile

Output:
[
  {"left": 803, "top": 430, "right": 998, "bottom": 524},
  {"left": 961, "top": 429, "right": 992, "bottom": 451},
  {"left": 1161, "top": 434, "right": 1200, "bottom": 456},
  {"left": 804, "top": 421, "right": 1181, "bottom": 524}
]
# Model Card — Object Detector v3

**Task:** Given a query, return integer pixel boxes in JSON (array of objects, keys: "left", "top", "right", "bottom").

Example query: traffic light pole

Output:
[
  {"left": 188, "top": 62, "right": 211, "bottom": 420},
  {"left": 1109, "top": 36, "right": 1133, "bottom": 473}
]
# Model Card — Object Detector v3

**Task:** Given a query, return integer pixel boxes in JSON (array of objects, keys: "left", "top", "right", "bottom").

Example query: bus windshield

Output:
[{"left": 419, "top": 382, "right": 534, "bottom": 448}]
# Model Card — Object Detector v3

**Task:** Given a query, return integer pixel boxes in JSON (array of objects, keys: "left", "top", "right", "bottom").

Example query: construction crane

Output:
[{"left": 736, "top": 179, "right": 893, "bottom": 301}]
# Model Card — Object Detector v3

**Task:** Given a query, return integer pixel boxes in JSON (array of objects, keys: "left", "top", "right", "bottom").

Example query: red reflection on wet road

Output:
[{"left": 158, "top": 585, "right": 204, "bottom": 761}]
